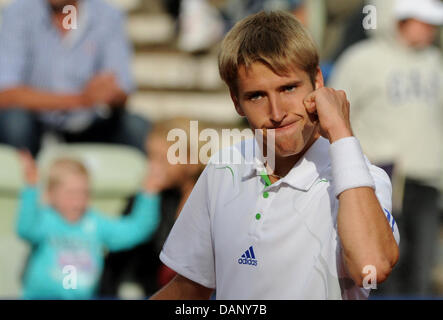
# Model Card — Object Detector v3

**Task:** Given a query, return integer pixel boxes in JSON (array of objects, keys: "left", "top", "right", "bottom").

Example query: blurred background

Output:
[{"left": 0, "top": 0, "right": 442, "bottom": 300}]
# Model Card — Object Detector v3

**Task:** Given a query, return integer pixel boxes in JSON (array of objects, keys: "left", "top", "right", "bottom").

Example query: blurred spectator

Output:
[
  {"left": 164, "top": 0, "right": 181, "bottom": 19},
  {"left": 99, "top": 117, "right": 210, "bottom": 298},
  {"left": 329, "top": 1, "right": 368, "bottom": 63},
  {"left": 0, "top": 0, "right": 150, "bottom": 157},
  {"left": 222, "top": 0, "right": 327, "bottom": 45},
  {"left": 176, "top": 0, "right": 225, "bottom": 53},
  {"left": 167, "top": 0, "right": 318, "bottom": 54},
  {"left": 329, "top": 0, "right": 443, "bottom": 297},
  {"left": 16, "top": 151, "right": 160, "bottom": 299}
]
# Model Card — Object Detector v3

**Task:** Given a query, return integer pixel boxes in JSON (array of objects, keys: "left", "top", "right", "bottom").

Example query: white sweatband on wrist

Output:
[{"left": 329, "top": 136, "right": 375, "bottom": 198}]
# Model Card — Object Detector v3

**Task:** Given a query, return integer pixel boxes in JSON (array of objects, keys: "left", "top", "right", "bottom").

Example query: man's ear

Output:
[
  {"left": 230, "top": 89, "right": 245, "bottom": 117},
  {"left": 314, "top": 66, "right": 325, "bottom": 90}
]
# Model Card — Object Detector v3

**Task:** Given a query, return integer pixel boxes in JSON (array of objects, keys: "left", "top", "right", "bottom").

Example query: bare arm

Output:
[
  {"left": 150, "top": 274, "right": 214, "bottom": 300},
  {"left": 0, "top": 86, "right": 89, "bottom": 111},
  {"left": 337, "top": 187, "right": 399, "bottom": 286},
  {"left": 304, "top": 84, "right": 399, "bottom": 287},
  {"left": 0, "top": 73, "right": 127, "bottom": 111}
]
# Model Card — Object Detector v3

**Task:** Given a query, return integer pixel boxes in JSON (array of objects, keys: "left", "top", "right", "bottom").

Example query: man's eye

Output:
[
  {"left": 284, "top": 86, "right": 297, "bottom": 92},
  {"left": 249, "top": 94, "right": 263, "bottom": 101}
]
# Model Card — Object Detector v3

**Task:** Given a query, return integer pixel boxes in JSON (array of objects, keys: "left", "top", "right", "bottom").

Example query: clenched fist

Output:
[{"left": 303, "top": 87, "right": 353, "bottom": 143}]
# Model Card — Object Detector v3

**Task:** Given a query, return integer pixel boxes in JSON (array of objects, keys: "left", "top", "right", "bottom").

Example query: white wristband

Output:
[{"left": 329, "top": 136, "right": 375, "bottom": 198}]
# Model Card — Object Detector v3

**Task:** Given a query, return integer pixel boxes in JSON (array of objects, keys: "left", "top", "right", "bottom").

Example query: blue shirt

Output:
[
  {"left": 0, "top": 0, "right": 135, "bottom": 132},
  {"left": 16, "top": 186, "right": 160, "bottom": 299}
]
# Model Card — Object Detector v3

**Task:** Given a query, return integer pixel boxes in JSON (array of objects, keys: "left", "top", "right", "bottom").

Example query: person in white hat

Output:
[
  {"left": 330, "top": 0, "right": 443, "bottom": 297},
  {"left": 394, "top": 0, "right": 443, "bottom": 27}
]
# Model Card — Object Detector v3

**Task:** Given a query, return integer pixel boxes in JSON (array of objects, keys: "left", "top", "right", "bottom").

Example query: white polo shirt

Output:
[{"left": 160, "top": 137, "right": 400, "bottom": 299}]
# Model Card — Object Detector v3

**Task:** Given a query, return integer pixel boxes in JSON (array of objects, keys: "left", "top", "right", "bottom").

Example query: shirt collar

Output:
[
  {"left": 242, "top": 136, "right": 331, "bottom": 191},
  {"left": 240, "top": 138, "right": 269, "bottom": 180}
]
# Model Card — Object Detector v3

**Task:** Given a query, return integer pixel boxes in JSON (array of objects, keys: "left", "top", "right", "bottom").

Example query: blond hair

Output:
[
  {"left": 47, "top": 158, "right": 89, "bottom": 191},
  {"left": 218, "top": 10, "right": 319, "bottom": 94}
]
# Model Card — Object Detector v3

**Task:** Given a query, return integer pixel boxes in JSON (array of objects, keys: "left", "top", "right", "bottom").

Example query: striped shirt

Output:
[{"left": 0, "top": 0, "right": 134, "bottom": 132}]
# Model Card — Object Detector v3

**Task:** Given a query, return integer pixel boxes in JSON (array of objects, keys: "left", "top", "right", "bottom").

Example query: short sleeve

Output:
[
  {"left": 369, "top": 162, "right": 400, "bottom": 246},
  {"left": 159, "top": 164, "right": 216, "bottom": 289}
]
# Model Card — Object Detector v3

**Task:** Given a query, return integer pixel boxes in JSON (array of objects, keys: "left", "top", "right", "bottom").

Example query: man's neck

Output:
[
  {"left": 267, "top": 133, "right": 320, "bottom": 183},
  {"left": 50, "top": 0, "right": 78, "bottom": 13},
  {"left": 51, "top": 1, "right": 78, "bottom": 36}
]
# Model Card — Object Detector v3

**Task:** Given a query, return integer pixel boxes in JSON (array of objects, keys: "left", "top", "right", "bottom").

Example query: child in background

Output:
[
  {"left": 99, "top": 118, "right": 210, "bottom": 298},
  {"left": 16, "top": 151, "right": 161, "bottom": 299}
]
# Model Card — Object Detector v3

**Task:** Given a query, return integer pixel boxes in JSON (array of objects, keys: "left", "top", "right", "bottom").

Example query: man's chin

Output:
[
  {"left": 49, "top": 0, "right": 76, "bottom": 13},
  {"left": 273, "top": 145, "right": 303, "bottom": 159}
]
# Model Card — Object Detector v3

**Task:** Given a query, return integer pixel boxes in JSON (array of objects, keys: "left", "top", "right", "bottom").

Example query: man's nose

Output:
[{"left": 268, "top": 94, "right": 286, "bottom": 124}]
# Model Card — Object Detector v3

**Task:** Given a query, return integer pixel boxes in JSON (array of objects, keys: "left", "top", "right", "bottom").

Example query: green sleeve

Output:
[
  {"left": 99, "top": 192, "right": 161, "bottom": 252},
  {"left": 16, "top": 186, "right": 44, "bottom": 244}
]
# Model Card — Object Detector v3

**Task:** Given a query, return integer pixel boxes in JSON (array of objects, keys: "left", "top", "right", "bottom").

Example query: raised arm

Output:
[
  {"left": 99, "top": 191, "right": 161, "bottom": 252},
  {"left": 16, "top": 150, "right": 44, "bottom": 243},
  {"left": 304, "top": 86, "right": 399, "bottom": 287}
]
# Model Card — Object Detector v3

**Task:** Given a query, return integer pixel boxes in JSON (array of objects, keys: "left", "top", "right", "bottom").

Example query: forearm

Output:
[
  {"left": 150, "top": 274, "right": 214, "bottom": 300},
  {"left": 128, "top": 192, "right": 161, "bottom": 242},
  {"left": 337, "top": 187, "right": 399, "bottom": 286},
  {"left": 0, "top": 86, "right": 89, "bottom": 111},
  {"left": 307, "top": 87, "right": 400, "bottom": 286},
  {"left": 329, "top": 136, "right": 399, "bottom": 286},
  {"left": 103, "top": 192, "right": 160, "bottom": 251}
]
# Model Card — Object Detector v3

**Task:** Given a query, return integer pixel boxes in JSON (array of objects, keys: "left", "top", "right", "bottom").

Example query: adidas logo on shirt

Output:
[{"left": 238, "top": 246, "right": 258, "bottom": 267}]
